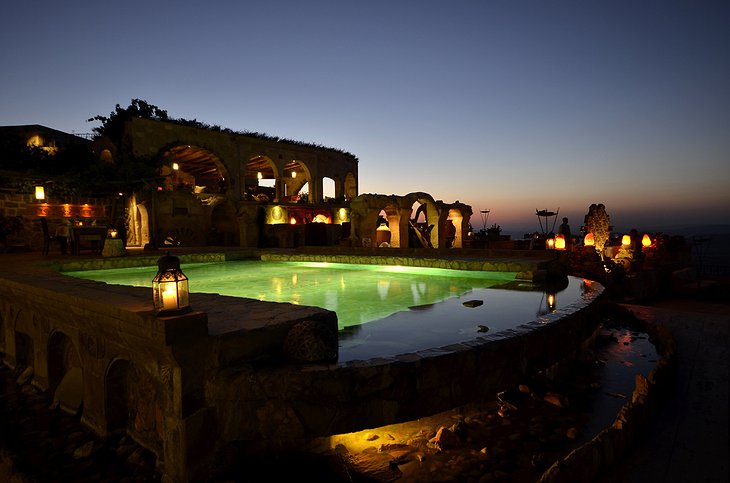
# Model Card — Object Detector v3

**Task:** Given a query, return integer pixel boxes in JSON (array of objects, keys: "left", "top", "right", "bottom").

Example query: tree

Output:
[{"left": 87, "top": 98, "right": 169, "bottom": 144}]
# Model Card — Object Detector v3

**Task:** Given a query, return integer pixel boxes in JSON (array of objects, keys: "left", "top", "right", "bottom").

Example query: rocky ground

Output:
[{"left": 0, "top": 308, "right": 655, "bottom": 483}]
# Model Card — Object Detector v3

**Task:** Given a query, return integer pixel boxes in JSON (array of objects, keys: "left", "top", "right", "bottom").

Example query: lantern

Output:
[
  {"left": 547, "top": 293, "right": 556, "bottom": 312},
  {"left": 584, "top": 232, "right": 595, "bottom": 246},
  {"left": 376, "top": 223, "right": 392, "bottom": 246},
  {"left": 642, "top": 234, "right": 652, "bottom": 248},
  {"left": 290, "top": 217, "right": 297, "bottom": 225},
  {"left": 257, "top": 171, "right": 263, "bottom": 180},
  {"left": 108, "top": 228, "right": 118, "bottom": 239},
  {"left": 172, "top": 162, "right": 179, "bottom": 171},
  {"left": 291, "top": 170, "right": 297, "bottom": 178},
  {"left": 35, "top": 185, "right": 45, "bottom": 200},
  {"left": 546, "top": 237, "right": 555, "bottom": 250},
  {"left": 554, "top": 234, "right": 566, "bottom": 250},
  {"left": 621, "top": 234, "right": 632, "bottom": 247},
  {"left": 152, "top": 252, "right": 191, "bottom": 316}
]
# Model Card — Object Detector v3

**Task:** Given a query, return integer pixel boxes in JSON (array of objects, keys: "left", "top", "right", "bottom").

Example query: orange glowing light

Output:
[
  {"left": 290, "top": 217, "right": 297, "bottom": 225},
  {"left": 546, "top": 238, "right": 555, "bottom": 249},
  {"left": 621, "top": 234, "right": 631, "bottom": 247},
  {"left": 35, "top": 186, "right": 45, "bottom": 200},
  {"left": 554, "top": 234, "right": 566, "bottom": 250},
  {"left": 642, "top": 234, "right": 652, "bottom": 247},
  {"left": 584, "top": 233, "right": 595, "bottom": 246}
]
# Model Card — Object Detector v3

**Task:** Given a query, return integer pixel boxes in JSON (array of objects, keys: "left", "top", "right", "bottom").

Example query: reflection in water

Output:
[{"left": 65, "top": 261, "right": 593, "bottom": 361}]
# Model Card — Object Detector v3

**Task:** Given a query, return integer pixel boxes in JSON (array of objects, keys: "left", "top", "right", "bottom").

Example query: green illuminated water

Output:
[{"left": 65, "top": 260, "right": 590, "bottom": 361}]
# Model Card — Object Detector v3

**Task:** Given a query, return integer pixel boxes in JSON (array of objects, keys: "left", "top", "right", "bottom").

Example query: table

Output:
[
  {"left": 71, "top": 226, "right": 107, "bottom": 255},
  {"left": 102, "top": 238, "right": 126, "bottom": 257}
]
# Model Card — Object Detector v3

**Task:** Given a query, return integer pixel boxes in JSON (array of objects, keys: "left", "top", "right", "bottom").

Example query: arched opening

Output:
[
  {"left": 446, "top": 208, "right": 464, "bottom": 248},
  {"left": 163, "top": 144, "right": 229, "bottom": 194},
  {"left": 14, "top": 332, "right": 33, "bottom": 369},
  {"left": 322, "top": 177, "right": 336, "bottom": 201},
  {"left": 127, "top": 195, "right": 150, "bottom": 248},
  {"left": 282, "top": 160, "right": 311, "bottom": 202},
  {"left": 48, "top": 330, "right": 83, "bottom": 415},
  {"left": 244, "top": 155, "right": 277, "bottom": 201},
  {"left": 374, "top": 205, "right": 401, "bottom": 247},
  {"left": 409, "top": 201, "right": 433, "bottom": 248},
  {"left": 105, "top": 359, "right": 130, "bottom": 435}
]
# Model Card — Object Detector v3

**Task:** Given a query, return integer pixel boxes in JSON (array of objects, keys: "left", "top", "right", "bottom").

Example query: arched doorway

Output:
[
  {"left": 48, "top": 330, "right": 83, "bottom": 415},
  {"left": 105, "top": 359, "right": 130, "bottom": 435}
]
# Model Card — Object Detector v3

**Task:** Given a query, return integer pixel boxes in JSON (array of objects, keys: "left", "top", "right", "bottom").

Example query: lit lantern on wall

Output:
[
  {"left": 291, "top": 171, "right": 297, "bottom": 178},
  {"left": 35, "top": 185, "right": 45, "bottom": 200},
  {"left": 290, "top": 217, "right": 297, "bottom": 225},
  {"left": 584, "top": 232, "right": 595, "bottom": 246},
  {"left": 642, "top": 234, "right": 652, "bottom": 248},
  {"left": 172, "top": 162, "right": 179, "bottom": 171},
  {"left": 152, "top": 252, "right": 191, "bottom": 316},
  {"left": 554, "top": 234, "right": 566, "bottom": 250},
  {"left": 108, "top": 228, "right": 118, "bottom": 239},
  {"left": 257, "top": 171, "right": 263, "bottom": 180},
  {"left": 621, "top": 234, "right": 632, "bottom": 247}
]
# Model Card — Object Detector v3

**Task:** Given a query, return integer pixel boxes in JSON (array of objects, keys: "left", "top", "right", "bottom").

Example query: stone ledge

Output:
[{"left": 537, "top": 309, "right": 677, "bottom": 483}]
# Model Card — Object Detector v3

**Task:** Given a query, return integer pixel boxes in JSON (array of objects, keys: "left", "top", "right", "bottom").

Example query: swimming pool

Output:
[{"left": 65, "top": 260, "right": 592, "bottom": 361}]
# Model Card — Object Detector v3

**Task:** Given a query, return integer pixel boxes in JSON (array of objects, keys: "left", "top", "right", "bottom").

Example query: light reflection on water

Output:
[{"left": 65, "top": 260, "right": 592, "bottom": 361}]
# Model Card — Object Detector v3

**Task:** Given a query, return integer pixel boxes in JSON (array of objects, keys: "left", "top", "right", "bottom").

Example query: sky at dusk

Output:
[{"left": 2, "top": 1, "right": 728, "bottom": 236}]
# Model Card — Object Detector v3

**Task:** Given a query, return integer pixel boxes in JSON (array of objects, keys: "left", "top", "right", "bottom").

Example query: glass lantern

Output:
[{"left": 152, "top": 252, "right": 191, "bottom": 316}]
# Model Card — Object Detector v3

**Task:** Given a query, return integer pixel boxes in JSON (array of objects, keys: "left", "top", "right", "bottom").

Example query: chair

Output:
[{"left": 40, "top": 218, "right": 67, "bottom": 255}]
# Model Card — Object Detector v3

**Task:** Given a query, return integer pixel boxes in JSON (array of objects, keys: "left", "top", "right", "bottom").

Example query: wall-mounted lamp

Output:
[
  {"left": 152, "top": 252, "right": 191, "bottom": 316},
  {"left": 172, "top": 162, "right": 179, "bottom": 171},
  {"left": 35, "top": 186, "right": 45, "bottom": 200},
  {"left": 291, "top": 171, "right": 297, "bottom": 179},
  {"left": 108, "top": 228, "right": 118, "bottom": 239},
  {"left": 257, "top": 172, "right": 263, "bottom": 180}
]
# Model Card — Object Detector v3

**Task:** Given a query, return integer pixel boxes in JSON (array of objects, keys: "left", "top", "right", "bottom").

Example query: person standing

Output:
[{"left": 558, "top": 217, "right": 572, "bottom": 248}]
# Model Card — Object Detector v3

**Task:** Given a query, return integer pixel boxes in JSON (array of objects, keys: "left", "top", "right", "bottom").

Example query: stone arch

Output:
[
  {"left": 404, "top": 193, "right": 440, "bottom": 248},
  {"left": 322, "top": 176, "right": 337, "bottom": 201},
  {"left": 344, "top": 172, "right": 357, "bottom": 201},
  {"left": 48, "top": 330, "right": 83, "bottom": 415},
  {"left": 127, "top": 194, "right": 150, "bottom": 248},
  {"left": 282, "top": 159, "right": 311, "bottom": 201},
  {"left": 162, "top": 144, "right": 230, "bottom": 194},
  {"left": 47, "top": 329, "right": 81, "bottom": 391},
  {"left": 14, "top": 332, "right": 33, "bottom": 369},
  {"left": 105, "top": 358, "right": 131, "bottom": 435},
  {"left": 244, "top": 155, "right": 278, "bottom": 201},
  {"left": 370, "top": 202, "right": 402, "bottom": 247}
]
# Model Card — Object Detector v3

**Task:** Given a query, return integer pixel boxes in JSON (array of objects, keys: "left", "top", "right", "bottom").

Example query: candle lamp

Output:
[{"left": 152, "top": 252, "right": 191, "bottom": 316}]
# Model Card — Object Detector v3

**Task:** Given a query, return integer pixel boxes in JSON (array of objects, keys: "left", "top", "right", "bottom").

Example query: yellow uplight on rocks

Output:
[{"left": 642, "top": 234, "right": 652, "bottom": 247}]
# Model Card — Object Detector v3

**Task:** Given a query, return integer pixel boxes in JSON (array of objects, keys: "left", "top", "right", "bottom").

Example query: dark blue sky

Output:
[{"left": 2, "top": 1, "right": 728, "bottom": 234}]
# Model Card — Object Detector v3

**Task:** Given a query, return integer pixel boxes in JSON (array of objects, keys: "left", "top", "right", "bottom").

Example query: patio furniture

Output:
[{"left": 40, "top": 218, "right": 67, "bottom": 255}]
